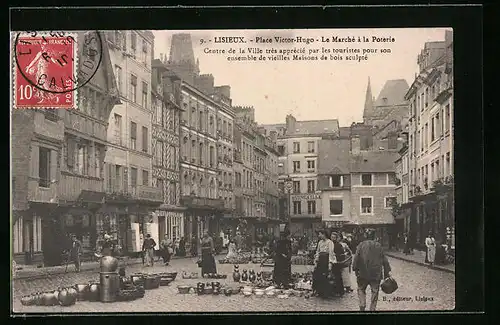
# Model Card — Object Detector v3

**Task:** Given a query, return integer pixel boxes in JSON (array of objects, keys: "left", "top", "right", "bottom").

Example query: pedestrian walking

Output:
[
  {"left": 273, "top": 227, "right": 292, "bottom": 289},
  {"left": 160, "top": 235, "right": 172, "bottom": 265},
  {"left": 178, "top": 237, "right": 186, "bottom": 257},
  {"left": 425, "top": 232, "right": 436, "bottom": 266},
  {"left": 352, "top": 229, "right": 392, "bottom": 311},
  {"left": 339, "top": 233, "right": 354, "bottom": 293},
  {"left": 142, "top": 234, "right": 156, "bottom": 267},
  {"left": 312, "top": 228, "right": 334, "bottom": 298},
  {"left": 70, "top": 234, "right": 82, "bottom": 272},
  {"left": 330, "top": 231, "right": 346, "bottom": 297},
  {"left": 403, "top": 233, "right": 411, "bottom": 255}
]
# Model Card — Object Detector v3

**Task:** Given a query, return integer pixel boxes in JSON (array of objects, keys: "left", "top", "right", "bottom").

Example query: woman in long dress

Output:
[
  {"left": 339, "top": 233, "right": 354, "bottom": 293},
  {"left": 330, "top": 231, "right": 346, "bottom": 297},
  {"left": 200, "top": 230, "right": 217, "bottom": 275},
  {"left": 273, "top": 229, "right": 292, "bottom": 288},
  {"left": 425, "top": 232, "right": 436, "bottom": 266},
  {"left": 312, "top": 229, "right": 334, "bottom": 298}
]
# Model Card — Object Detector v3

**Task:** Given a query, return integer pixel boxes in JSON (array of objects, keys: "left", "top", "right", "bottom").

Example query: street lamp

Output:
[{"left": 284, "top": 176, "right": 293, "bottom": 231}]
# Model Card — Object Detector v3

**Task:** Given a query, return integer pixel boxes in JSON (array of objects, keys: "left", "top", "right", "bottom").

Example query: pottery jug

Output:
[
  {"left": 196, "top": 282, "right": 205, "bottom": 295},
  {"left": 232, "top": 268, "right": 241, "bottom": 282},
  {"left": 241, "top": 269, "right": 248, "bottom": 282},
  {"left": 256, "top": 272, "right": 262, "bottom": 281},
  {"left": 58, "top": 287, "right": 77, "bottom": 306},
  {"left": 20, "top": 295, "right": 34, "bottom": 306},
  {"left": 88, "top": 283, "right": 100, "bottom": 301},
  {"left": 100, "top": 255, "right": 119, "bottom": 272},
  {"left": 248, "top": 270, "right": 256, "bottom": 282}
]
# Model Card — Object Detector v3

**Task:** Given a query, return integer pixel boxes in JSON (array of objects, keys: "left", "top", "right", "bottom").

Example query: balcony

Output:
[
  {"left": 180, "top": 195, "right": 225, "bottom": 210},
  {"left": 59, "top": 172, "right": 104, "bottom": 202}
]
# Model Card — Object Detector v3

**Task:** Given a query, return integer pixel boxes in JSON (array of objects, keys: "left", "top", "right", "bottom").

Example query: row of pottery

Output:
[
  {"left": 20, "top": 283, "right": 100, "bottom": 307},
  {"left": 232, "top": 265, "right": 264, "bottom": 283},
  {"left": 202, "top": 273, "right": 227, "bottom": 279}
]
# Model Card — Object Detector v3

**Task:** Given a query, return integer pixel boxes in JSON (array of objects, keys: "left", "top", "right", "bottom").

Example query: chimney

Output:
[
  {"left": 215, "top": 85, "right": 231, "bottom": 99},
  {"left": 194, "top": 74, "right": 214, "bottom": 95},
  {"left": 270, "top": 131, "right": 278, "bottom": 143},
  {"left": 351, "top": 135, "right": 361, "bottom": 155},
  {"left": 285, "top": 114, "right": 296, "bottom": 135}
]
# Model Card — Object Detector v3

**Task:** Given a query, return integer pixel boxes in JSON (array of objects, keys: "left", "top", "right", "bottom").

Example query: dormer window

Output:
[{"left": 329, "top": 175, "right": 343, "bottom": 187}]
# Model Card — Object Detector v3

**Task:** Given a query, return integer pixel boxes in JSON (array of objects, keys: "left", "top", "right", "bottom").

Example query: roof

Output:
[
  {"left": 338, "top": 127, "right": 351, "bottom": 138},
  {"left": 349, "top": 151, "right": 399, "bottom": 173},
  {"left": 374, "top": 79, "right": 410, "bottom": 107},
  {"left": 318, "top": 139, "right": 351, "bottom": 174},
  {"left": 291, "top": 119, "right": 339, "bottom": 136}
]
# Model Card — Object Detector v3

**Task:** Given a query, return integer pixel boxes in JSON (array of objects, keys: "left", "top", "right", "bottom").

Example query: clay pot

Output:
[
  {"left": 232, "top": 268, "right": 241, "bottom": 282},
  {"left": 88, "top": 283, "right": 100, "bottom": 302},
  {"left": 248, "top": 270, "right": 256, "bottom": 282},
  {"left": 42, "top": 291, "right": 59, "bottom": 306},
  {"left": 241, "top": 270, "right": 248, "bottom": 282},
  {"left": 177, "top": 285, "right": 191, "bottom": 294},
  {"left": 31, "top": 292, "right": 42, "bottom": 305},
  {"left": 196, "top": 282, "right": 205, "bottom": 295},
  {"left": 100, "top": 255, "right": 119, "bottom": 272},
  {"left": 20, "top": 295, "right": 35, "bottom": 306},
  {"left": 74, "top": 284, "right": 89, "bottom": 301},
  {"left": 58, "top": 287, "right": 77, "bottom": 306}
]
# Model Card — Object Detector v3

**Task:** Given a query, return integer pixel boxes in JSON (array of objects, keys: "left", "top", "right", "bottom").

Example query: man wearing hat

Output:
[{"left": 352, "top": 228, "right": 392, "bottom": 311}]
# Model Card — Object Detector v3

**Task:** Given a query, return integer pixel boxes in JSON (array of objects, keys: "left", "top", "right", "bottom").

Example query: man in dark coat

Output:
[
  {"left": 273, "top": 229, "right": 292, "bottom": 288},
  {"left": 352, "top": 229, "right": 392, "bottom": 311}
]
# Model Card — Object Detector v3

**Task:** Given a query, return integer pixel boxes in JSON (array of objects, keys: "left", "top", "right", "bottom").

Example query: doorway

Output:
[{"left": 23, "top": 218, "right": 33, "bottom": 264}]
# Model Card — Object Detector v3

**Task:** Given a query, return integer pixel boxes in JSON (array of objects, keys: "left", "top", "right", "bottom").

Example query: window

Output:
[
  {"left": 424, "top": 123, "right": 428, "bottom": 148},
  {"left": 293, "top": 181, "right": 300, "bottom": 193},
  {"left": 77, "top": 143, "right": 88, "bottom": 175},
  {"left": 293, "top": 161, "right": 300, "bottom": 173},
  {"left": 141, "top": 81, "right": 148, "bottom": 108},
  {"left": 38, "top": 147, "right": 51, "bottom": 188},
  {"left": 142, "top": 170, "right": 149, "bottom": 186},
  {"left": 130, "top": 167, "right": 138, "bottom": 188},
  {"left": 387, "top": 173, "right": 397, "bottom": 185},
  {"left": 307, "top": 180, "right": 315, "bottom": 193},
  {"left": 115, "top": 65, "right": 122, "bottom": 95},
  {"left": 431, "top": 117, "right": 435, "bottom": 142},
  {"left": 293, "top": 142, "right": 300, "bottom": 153},
  {"left": 156, "top": 99, "right": 163, "bottom": 125},
  {"left": 307, "top": 201, "right": 316, "bottom": 214},
  {"left": 307, "top": 141, "right": 315, "bottom": 153},
  {"left": 329, "top": 175, "right": 343, "bottom": 187},
  {"left": 425, "top": 88, "right": 429, "bottom": 107},
  {"left": 141, "top": 38, "right": 148, "bottom": 64},
  {"left": 307, "top": 160, "right": 315, "bottom": 171},
  {"left": 130, "top": 75, "right": 137, "bottom": 102},
  {"left": 384, "top": 196, "right": 397, "bottom": 209},
  {"left": 142, "top": 126, "right": 148, "bottom": 153},
  {"left": 329, "top": 199, "right": 343, "bottom": 215},
  {"left": 130, "top": 122, "right": 137, "bottom": 150},
  {"left": 157, "top": 179, "right": 164, "bottom": 201},
  {"left": 361, "top": 174, "right": 372, "bottom": 186},
  {"left": 277, "top": 145, "right": 285, "bottom": 156},
  {"left": 293, "top": 201, "right": 302, "bottom": 215},
  {"left": 435, "top": 113, "right": 441, "bottom": 137},
  {"left": 114, "top": 113, "right": 122, "bottom": 145},
  {"left": 446, "top": 152, "right": 451, "bottom": 176},
  {"left": 130, "top": 32, "right": 137, "bottom": 58},
  {"left": 361, "top": 197, "right": 373, "bottom": 214},
  {"left": 445, "top": 104, "right": 451, "bottom": 132},
  {"left": 155, "top": 140, "right": 163, "bottom": 166}
]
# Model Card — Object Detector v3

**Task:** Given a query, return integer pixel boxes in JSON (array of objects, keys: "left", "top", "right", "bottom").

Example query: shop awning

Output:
[{"left": 77, "top": 190, "right": 105, "bottom": 204}]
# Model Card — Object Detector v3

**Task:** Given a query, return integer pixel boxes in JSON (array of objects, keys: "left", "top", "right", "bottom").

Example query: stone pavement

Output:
[
  {"left": 12, "top": 256, "right": 455, "bottom": 313},
  {"left": 385, "top": 250, "right": 455, "bottom": 274}
]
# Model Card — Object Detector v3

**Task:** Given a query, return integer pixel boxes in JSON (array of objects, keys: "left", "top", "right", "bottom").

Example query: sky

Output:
[{"left": 152, "top": 28, "right": 450, "bottom": 126}]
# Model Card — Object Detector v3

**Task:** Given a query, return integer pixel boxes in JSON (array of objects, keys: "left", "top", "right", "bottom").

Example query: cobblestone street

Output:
[{"left": 12, "top": 256, "right": 455, "bottom": 313}]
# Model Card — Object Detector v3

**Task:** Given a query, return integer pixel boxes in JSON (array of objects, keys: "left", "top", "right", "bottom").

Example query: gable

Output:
[{"left": 328, "top": 165, "right": 348, "bottom": 175}]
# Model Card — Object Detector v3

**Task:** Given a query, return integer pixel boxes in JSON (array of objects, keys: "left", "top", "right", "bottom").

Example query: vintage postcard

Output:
[{"left": 11, "top": 27, "right": 455, "bottom": 313}]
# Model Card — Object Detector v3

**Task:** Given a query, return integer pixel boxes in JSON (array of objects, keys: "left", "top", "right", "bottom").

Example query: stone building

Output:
[
  {"left": 12, "top": 32, "right": 120, "bottom": 265},
  {"left": 262, "top": 115, "right": 339, "bottom": 239},
  {"left": 104, "top": 30, "right": 163, "bottom": 254},
  {"left": 151, "top": 59, "right": 185, "bottom": 242},
  {"left": 161, "top": 33, "right": 234, "bottom": 239},
  {"left": 404, "top": 30, "right": 454, "bottom": 249}
]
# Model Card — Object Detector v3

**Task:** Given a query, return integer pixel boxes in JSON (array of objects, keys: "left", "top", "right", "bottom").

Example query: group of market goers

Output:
[{"left": 272, "top": 227, "right": 392, "bottom": 311}]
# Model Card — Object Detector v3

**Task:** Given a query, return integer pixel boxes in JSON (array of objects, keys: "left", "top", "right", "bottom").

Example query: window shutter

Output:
[
  {"left": 142, "top": 126, "right": 148, "bottom": 151},
  {"left": 109, "top": 163, "right": 116, "bottom": 192}
]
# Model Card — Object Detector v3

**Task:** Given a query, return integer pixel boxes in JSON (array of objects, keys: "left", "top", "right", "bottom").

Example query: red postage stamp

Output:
[{"left": 14, "top": 32, "right": 78, "bottom": 109}]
